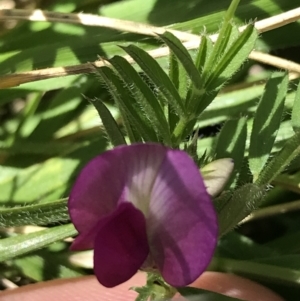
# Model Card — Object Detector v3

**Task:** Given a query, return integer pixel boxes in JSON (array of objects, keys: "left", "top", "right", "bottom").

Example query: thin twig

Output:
[
  {"left": 248, "top": 7, "right": 300, "bottom": 33},
  {"left": 240, "top": 199, "right": 300, "bottom": 224},
  {"left": 1, "top": 7, "right": 300, "bottom": 88},
  {"left": 0, "top": 9, "right": 197, "bottom": 41},
  {"left": 249, "top": 51, "right": 300, "bottom": 73},
  {"left": 222, "top": 72, "right": 300, "bottom": 93},
  {"left": 1, "top": 7, "right": 300, "bottom": 41}
]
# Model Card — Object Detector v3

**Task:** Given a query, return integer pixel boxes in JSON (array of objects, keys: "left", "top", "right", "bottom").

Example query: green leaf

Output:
[
  {"left": 121, "top": 45, "right": 185, "bottom": 116},
  {"left": 213, "top": 257, "right": 300, "bottom": 288},
  {"left": 201, "top": 0, "right": 241, "bottom": 83},
  {"left": 189, "top": 25, "right": 256, "bottom": 117},
  {"left": 0, "top": 138, "right": 107, "bottom": 204},
  {"left": 249, "top": 72, "right": 288, "bottom": 181},
  {"left": 169, "top": 51, "right": 188, "bottom": 102},
  {"left": 167, "top": 53, "right": 181, "bottom": 131},
  {"left": 186, "top": 35, "right": 213, "bottom": 113},
  {"left": 202, "top": 23, "right": 234, "bottom": 84},
  {"left": 14, "top": 92, "right": 42, "bottom": 141},
  {"left": 256, "top": 131, "right": 300, "bottom": 185},
  {"left": 291, "top": 82, "right": 300, "bottom": 132},
  {"left": 197, "top": 83, "right": 264, "bottom": 129},
  {"left": 26, "top": 76, "right": 90, "bottom": 141},
  {"left": 218, "top": 184, "right": 265, "bottom": 236},
  {"left": 254, "top": 254, "right": 300, "bottom": 270},
  {"left": 0, "top": 76, "right": 84, "bottom": 106},
  {"left": 158, "top": 32, "right": 202, "bottom": 90},
  {"left": 177, "top": 287, "right": 242, "bottom": 301},
  {"left": 194, "top": 35, "right": 213, "bottom": 76},
  {"left": 1, "top": 138, "right": 79, "bottom": 156},
  {"left": 235, "top": 158, "right": 253, "bottom": 187},
  {"left": 205, "top": 25, "right": 257, "bottom": 91},
  {"left": 190, "top": 25, "right": 257, "bottom": 117},
  {"left": 265, "top": 230, "right": 300, "bottom": 254},
  {"left": 0, "top": 38, "right": 104, "bottom": 74},
  {"left": 95, "top": 65, "right": 155, "bottom": 143},
  {"left": 0, "top": 157, "right": 78, "bottom": 204},
  {"left": 108, "top": 55, "right": 172, "bottom": 145},
  {"left": 88, "top": 97, "right": 126, "bottom": 147},
  {"left": 218, "top": 231, "right": 274, "bottom": 260},
  {"left": 0, "top": 224, "right": 77, "bottom": 262},
  {"left": 14, "top": 250, "right": 85, "bottom": 281},
  {"left": 0, "top": 199, "right": 69, "bottom": 227}
]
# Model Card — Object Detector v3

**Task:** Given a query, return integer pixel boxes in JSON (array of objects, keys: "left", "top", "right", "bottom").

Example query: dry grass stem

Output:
[
  {"left": 240, "top": 199, "right": 300, "bottom": 224},
  {"left": 1, "top": 7, "right": 300, "bottom": 88}
]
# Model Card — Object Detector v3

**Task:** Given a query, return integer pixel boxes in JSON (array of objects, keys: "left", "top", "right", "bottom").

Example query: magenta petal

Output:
[
  {"left": 147, "top": 149, "right": 218, "bottom": 287},
  {"left": 68, "top": 143, "right": 217, "bottom": 287},
  {"left": 93, "top": 202, "right": 149, "bottom": 287},
  {"left": 68, "top": 144, "right": 167, "bottom": 245},
  {"left": 70, "top": 226, "right": 98, "bottom": 251},
  {"left": 68, "top": 148, "right": 126, "bottom": 236}
]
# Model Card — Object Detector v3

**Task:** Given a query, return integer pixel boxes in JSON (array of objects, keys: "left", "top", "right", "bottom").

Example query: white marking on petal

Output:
[{"left": 124, "top": 146, "right": 166, "bottom": 216}]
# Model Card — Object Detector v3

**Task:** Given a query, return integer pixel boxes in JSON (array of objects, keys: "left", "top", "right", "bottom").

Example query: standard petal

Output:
[
  {"left": 93, "top": 202, "right": 149, "bottom": 287},
  {"left": 68, "top": 143, "right": 168, "bottom": 242},
  {"left": 147, "top": 149, "right": 218, "bottom": 287},
  {"left": 68, "top": 148, "right": 127, "bottom": 236}
]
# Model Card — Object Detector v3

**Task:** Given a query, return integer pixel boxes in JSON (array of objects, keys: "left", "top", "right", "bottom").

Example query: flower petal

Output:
[
  {"left": 68, "top": 143, "right": 217, "bottom": 287},
  {"left": 147, "top": 149, "right": 218, "bottom": 287},
  {"left": 68, "top": 144, "right": 167, "bottom": 240},
  {"left": 93, "top": 202, "right": 149, "bottom": 287},
  {"left": 68, "top": 149, "right": 126, "bottom": 235}
]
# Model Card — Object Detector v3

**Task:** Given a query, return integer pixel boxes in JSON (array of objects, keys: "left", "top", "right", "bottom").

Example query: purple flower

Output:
[{"left": 68, "top": 143, "right": 218, "bottom": 288}]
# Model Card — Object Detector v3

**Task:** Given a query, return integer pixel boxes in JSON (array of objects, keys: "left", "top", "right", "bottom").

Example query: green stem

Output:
[
  {"left": 256, "top": 131, "right": 300, "bottom": 185},
  {"left": 240, "top": 199, "right": 300, "bottom": 224},
  {"left": 0, "top": 199, "right": 69, "bottom": 227},
  {"left": 0, "top": 223, "right": 77, "bottom": 262},
  {"left": 172, "top": 117, "right": 189, "bottom": 145},
  {"left": 210, "top": 257, "right": 300, "bottom": 287}
]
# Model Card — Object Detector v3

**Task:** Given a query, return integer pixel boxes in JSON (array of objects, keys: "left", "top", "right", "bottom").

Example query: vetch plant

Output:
[
  {"left": 68, "top": 143, "right": 218, "bottom": 288},
  {"left": 1, "top": 0, "right": 300, "bottom": 300}
]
